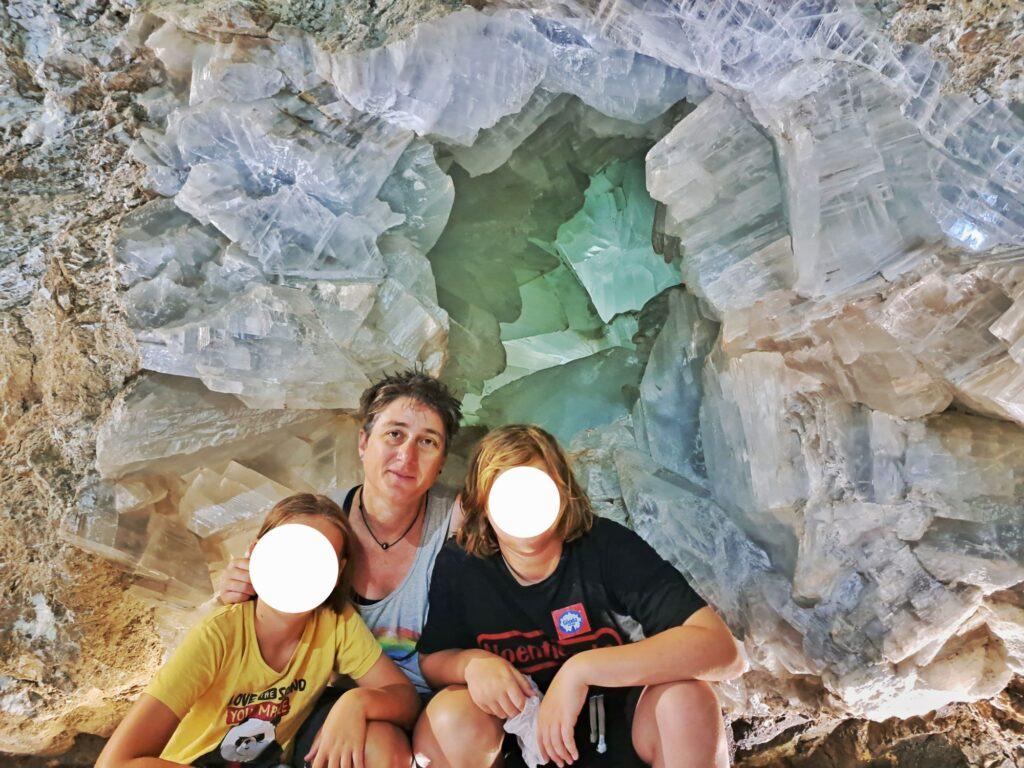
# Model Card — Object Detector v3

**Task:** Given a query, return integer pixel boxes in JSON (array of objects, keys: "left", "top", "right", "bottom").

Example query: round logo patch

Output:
[{"left": 558, "top": 609, "right": 584, "bottom": 634}]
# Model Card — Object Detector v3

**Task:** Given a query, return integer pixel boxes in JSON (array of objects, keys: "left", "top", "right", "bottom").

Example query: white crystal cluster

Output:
[
  {"left": 76, "top": 0, "right": 1024, "bottom": 724},
  {"left": 70, "top": 373, "right": 363, "bottom": 605},
  {"left": 588, "top": 0, "right": 1024, "bottom": 250},
  {"left": 120, "top": 18, "right": 452, "bottom": 409},
  {"left": 326, "top": 8, "right": 707, "bottom": 145}
]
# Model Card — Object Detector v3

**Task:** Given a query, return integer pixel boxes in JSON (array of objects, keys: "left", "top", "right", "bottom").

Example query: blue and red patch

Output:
[{"left": 551, "top": 603, "right": 592, "bottom": 641}]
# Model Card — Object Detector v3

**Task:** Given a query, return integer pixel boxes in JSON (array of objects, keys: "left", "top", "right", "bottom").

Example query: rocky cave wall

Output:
[{"left": 1, "top": 0, "right": 1023, "bottom": 765}]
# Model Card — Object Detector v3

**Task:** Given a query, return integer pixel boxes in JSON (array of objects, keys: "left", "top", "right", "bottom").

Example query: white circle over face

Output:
[
  {"left": 488, "top": 465, "right": 561, "bottom": 539},
  {"left": 249, "top": 524, "right": 339, "bottom": 614}
]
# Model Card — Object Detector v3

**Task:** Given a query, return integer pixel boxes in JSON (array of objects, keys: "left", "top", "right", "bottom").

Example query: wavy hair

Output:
[{"left": 456, "top": 425, "right": 594, "bottom": 558}]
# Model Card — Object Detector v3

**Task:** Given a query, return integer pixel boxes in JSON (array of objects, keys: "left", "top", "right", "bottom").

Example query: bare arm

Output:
[
  {"left": 94, "top": 694, "right": 185, "bottom": 768},
  {"left": 306, "top": 653, "right": 422, "bottom": 767},
  {"left": 564, "top": 606, "right": 745, "bottom": 688},
  {"left": 536, "top": 607, "right": 745, "bottom": 766},
  {"left": 419, "top": 647, "right": 491, "bottom": 688},
  {"left": 347, "top": 651, "right": 421, "bottom": 730},
  {"left": 421, "top": 648, "right": 535, "bottom": 719}
]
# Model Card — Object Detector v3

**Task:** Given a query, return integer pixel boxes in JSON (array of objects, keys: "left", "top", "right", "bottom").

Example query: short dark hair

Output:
[{"left": 357, "top": 370, "right": 462, "bottom": 454}]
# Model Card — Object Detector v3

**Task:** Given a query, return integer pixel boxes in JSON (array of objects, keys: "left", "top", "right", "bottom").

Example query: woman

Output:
[
  {"left": 96, "top": 493, "right": 419, "bottom": 768},
  {"left": 413, "top": 425, "right": 746, "bottom": 768},
  {"left": 217, "top": 370, "right": 464, "bottom": 766}
]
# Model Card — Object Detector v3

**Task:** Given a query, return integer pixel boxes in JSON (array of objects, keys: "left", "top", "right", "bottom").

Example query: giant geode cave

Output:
[{"left": 1, "top": 0, "right": 1023, "bottom": 764}]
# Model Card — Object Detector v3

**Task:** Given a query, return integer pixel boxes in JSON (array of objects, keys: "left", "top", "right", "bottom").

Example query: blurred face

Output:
[
  {"left": 358, "top": 396, "right": 446, "bottom": 506},
  {"left": 486, "top": 457, "right": 562, "bottom": 550},
  {"left": 252, "top": 514, "right": 347, "bottom": 614},
  {"left": 289, "top": 514, "right": 346, "bottom": 563}
]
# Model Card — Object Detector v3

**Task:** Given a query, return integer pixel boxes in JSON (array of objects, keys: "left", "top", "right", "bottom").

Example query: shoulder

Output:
[
  {"left": 324, "top": 485, "right": 358, "bottom": 512},
  {"left": 582, "top": 516, "right": 633, "bottom": 547},
  {"left": 201, "top": 602, "right": 245, "bottom": 637},
  {"left": 437, "top": 536, "right": 473, "bottom": 564},
  {"left": 172, "top": 603, "right": 242, "bottom": 659},
  {"left": 321, "top": 603, "right": 362, "bottom": 631},
  {"left": 319, "top": 604, "right": 374, "bottom": 648},
  {"left": 424, "top": 485, "right": 459, "bottom": 535},
  {"left": 428, "top": 484, "right": 459, "bottom": 514},
  {"left": 575, "top": 517, "right": 656, "bottom": 563},
  {"left": 432, "top": 537, "right": 486, "bottom": 578}
]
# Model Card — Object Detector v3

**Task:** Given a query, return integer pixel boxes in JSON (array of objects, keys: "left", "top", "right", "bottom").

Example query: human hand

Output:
[
  {"left": 536, "top": 659, "right": 587, "bottom": 767},
  {"left": 464, "top": 654, "right": 535, "bottom": 719},
  {"left": 306, "top": 690, "right": 369, "bottom": 768},
  {"left": 215, "top": 543, "right": 256, "bottom": 605}
]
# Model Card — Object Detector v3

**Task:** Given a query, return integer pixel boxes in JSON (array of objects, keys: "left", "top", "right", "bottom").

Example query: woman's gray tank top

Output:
[{"left": 334, "top": 484, "right": 455, "bottom": 696}]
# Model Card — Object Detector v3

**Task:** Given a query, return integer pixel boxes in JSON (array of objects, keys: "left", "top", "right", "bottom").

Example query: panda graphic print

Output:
[{"left": 192, "top": 715, "right": 283, "bottom": 767}]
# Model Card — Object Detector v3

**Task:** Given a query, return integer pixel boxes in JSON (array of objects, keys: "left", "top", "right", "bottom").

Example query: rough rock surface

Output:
[
  {"left": 882, "top": 0, "right": 1023, "bottom": 102},
  {"left": 1, "top": 1, "right": 160, "bottom": 754},
  {"left": 0, "top": 0, "right": 460, "bottom": 756}
]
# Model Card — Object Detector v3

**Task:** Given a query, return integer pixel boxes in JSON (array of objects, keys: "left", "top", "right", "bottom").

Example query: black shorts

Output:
[{"left": 502, "top": 688, "right": 645, "bottom": 768}]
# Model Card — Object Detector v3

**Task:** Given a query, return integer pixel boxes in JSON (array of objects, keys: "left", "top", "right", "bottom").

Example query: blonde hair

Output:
[
  {"left": 457, "top": 425, "right": 594, "bottom": 558},
  {"left": 255, "top": 493, "right": 355, "bottom": 613}
]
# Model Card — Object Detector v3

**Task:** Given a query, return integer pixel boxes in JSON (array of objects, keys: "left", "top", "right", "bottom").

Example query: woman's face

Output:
[
  {"left": 485, "top": 458, "right": 562, "bottom": 549},
  {"left": 358, "top": 396, "right": 446, "bottom": 507}
]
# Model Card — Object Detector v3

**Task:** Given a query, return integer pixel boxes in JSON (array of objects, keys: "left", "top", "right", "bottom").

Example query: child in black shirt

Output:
[{"left": 413, "top": 425, "right": 745, "bottom": 768}]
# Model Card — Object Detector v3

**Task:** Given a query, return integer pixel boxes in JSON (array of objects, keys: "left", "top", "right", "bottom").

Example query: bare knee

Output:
[
  {"left": 423, "top": 685, "right": 503, "bottom": 744},
  {"left": 652, "top": 680, "right": 720, "bottom": 726},
  {"left": 413, "top": 686, "right": 504, "bottom": 768},
  {"left": 633, "top": 681, "right": 727, "bottom": 768},
  {"left": 364, "top": 721, "right": 412, "bottom": 768}
]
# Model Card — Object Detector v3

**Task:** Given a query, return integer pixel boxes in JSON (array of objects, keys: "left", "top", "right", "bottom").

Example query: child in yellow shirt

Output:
[{"left": 97, "top": 493, "right": 420, "bottom": 768}]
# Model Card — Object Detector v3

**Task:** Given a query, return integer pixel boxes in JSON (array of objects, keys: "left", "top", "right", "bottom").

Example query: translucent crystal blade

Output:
[
  {"left": 548, "top": 156, "right": 680, "bottom": 323},
  {"left": 478, "top": 347, "right": 642, "bottom": 444},
  {"left": 752, "top": 63, "right": 944, "bottom": 298},
  {"left": 180, "top": 461, "right": 293, "bottom": 538},
  {"left": 633, "top": 289, "right": 718, "bottom": 481},
  {"left": 646, "top": 93, "right": 793, "bottom": 318},
  {"left": 95, "top": 373, "right": 332, "bottom": 479},
  {"left": 326, "top": 8, "right": 700, "bottom": 146}
]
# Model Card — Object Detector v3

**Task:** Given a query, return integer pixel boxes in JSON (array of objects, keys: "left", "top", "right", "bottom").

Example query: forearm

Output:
[
  {"left": 568, "top": 624, "right": 743, "bottom": 689},
  {"left": 97, "top": 757, "right": 187, "bottom": 768},
  {"left": 419, "top": 648, "right": 496, "bottom": 688},
  {"left": 94, "top": 695, "right": 184, "bottom": 768},
  {"left": 340, "top": 683, "right": 421, "bottom": 730}
]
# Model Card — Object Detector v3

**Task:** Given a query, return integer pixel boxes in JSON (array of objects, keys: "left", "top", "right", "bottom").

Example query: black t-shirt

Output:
[{"left": 417, "top": 517, "right": 706, "bottom": 692}]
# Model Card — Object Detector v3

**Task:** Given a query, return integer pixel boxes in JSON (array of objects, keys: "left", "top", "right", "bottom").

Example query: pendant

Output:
[{"left": 381, "top": 542, "right": 390, "bottom": 550}]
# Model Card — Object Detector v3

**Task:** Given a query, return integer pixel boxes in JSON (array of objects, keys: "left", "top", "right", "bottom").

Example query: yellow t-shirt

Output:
[{"left": 145, "top": 600, "right": 381, "bottom": 766}]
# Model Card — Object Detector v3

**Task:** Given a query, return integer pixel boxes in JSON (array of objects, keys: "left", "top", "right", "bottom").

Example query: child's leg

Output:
[
  {"left": 292, "top": 687, "right": 413, "bottom": 768},
  {"left": 364, "top": 721, "right": 414, "bottom": 768},
  {"left": 412, "top": 685, "right": 505, "bottom": 768},
  {"left": 630, "top": 681, "right": 728, "bottom": 768}
]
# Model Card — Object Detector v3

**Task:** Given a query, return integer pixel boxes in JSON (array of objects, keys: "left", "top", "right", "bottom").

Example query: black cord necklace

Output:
[{"left": 358, "top": 487, "right": 426, "bottom": 551}]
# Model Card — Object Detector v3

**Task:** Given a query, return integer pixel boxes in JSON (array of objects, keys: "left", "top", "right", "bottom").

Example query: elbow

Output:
[
  {"left": 95, "top": 751, "right": 126, "bottom": 768},
  {"left": 401, "top": 683, "right": 423, "bottom": 730},
  {"left": 693, "top": 622, "right": 746, "bottom": 682},
  {"left": 718, "top": 636, "right": 747, "bottom": 680},
  {"left": 391, "top": 699, "right": 420, "bottom": 732}
]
